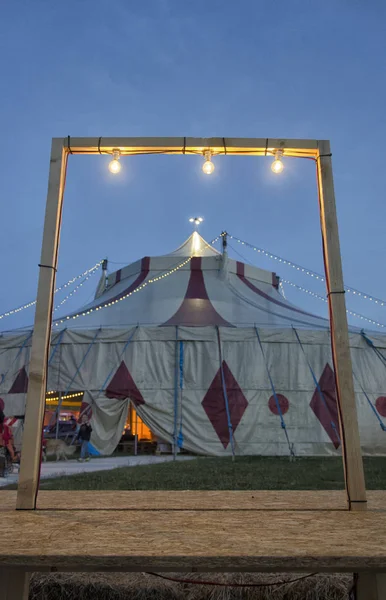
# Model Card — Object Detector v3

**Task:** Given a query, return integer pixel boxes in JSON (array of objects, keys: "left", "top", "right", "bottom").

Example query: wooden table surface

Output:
[
  {"left": 2, "top": 489, "right": 386, "bottom": 511},
  {"left": 1, "top": 490, "right": 386, "bottom": 572}
]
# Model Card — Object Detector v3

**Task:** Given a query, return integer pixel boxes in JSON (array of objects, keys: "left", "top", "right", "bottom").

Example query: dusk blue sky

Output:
[{"left": 0, "top": 1, "right": 385, "bottom": 331}]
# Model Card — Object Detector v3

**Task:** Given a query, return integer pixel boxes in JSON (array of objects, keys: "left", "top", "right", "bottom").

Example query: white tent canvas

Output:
[{"left": 1, "top": 233, "right": 386, "bottom": 457}]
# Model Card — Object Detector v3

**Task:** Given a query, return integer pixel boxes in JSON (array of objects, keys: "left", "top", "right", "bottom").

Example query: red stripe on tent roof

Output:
[
  {"left": 115, "top": 269, "right": 122, "bottom": 284},
  {"left": 161, "top": 257, "right": 232, "bottom": 327},
  {"left": 63, "top": 257, "right": 151, "bottom": 317},
  {"left": 236, "top": 261, "right": 318, "bottom": 319}
]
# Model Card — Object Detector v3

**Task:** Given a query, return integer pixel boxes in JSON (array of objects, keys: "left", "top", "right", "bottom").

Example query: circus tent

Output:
[{"left": 1, "top": 232, "right": 386, "bottom": 457}]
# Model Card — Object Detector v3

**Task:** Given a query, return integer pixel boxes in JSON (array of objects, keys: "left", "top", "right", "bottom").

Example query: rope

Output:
[
  {"left": 0, "top": 330, "right": 33, "bottom": 386},
  {"left": 254, "top": 326, "right": 294, "bottom": 457},
  {"left": 361, "top": 330, "right": 386, "bottom": 368},
  {"left": 52, "top": 328, "right": 101, "bottom": 434},
  {"left": 97, "top": 326, "right": 138, "bottom": 395},
  {"left": 177, "top": 340, "right": 184, "bottom": 449},
  {"left": 216, "top": 326, "right": 235, "bottom": 457},
  {"left": 48, "top": 329, "right": 66, "bottom": 366},
  {"left": 352, "top": 371, "right": 386, "bottom": 432},
  {"left": 292, "top": 327, "right": 341, "bottom": 446},
  {"left": 68, "top": 326, "right": 140, "bottom": 437}
]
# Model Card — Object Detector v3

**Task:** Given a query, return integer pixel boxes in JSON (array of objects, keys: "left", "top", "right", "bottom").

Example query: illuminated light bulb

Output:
[
  {"left": 190, "top": 216, "right": 204, "bottom": 227},
  {"left": 202, "top": 150, "right": 215, "bottom": 175},
  {"left": 108, "top": 149, "right": 122, "bottom": 174},
  {"left": 271, "top": 150, "right": 284, "bottom": 174}
]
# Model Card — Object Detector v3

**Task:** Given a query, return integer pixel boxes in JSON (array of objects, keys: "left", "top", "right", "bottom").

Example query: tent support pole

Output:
[
  {"left": 316, "top": 140, "right": 366, "bottom": 511},
  {"left": 134, "top": 409, "right": 138, "bottom": 456},
  {"left": 16, "top": 139, "right": 67, "bottom": 510},
  {"left": 55, "top": 392, "right": 62, "bottom": 439}
]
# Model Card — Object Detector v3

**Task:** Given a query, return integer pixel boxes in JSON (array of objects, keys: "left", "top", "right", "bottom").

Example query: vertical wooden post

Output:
[
  {"left": 316, "top": 140, "right": 367, "bottom": 510},
  {"left": 0, "top": 570, "right": 31, "bottom": 600},
  {"left": 16, "top": 138, "right": 67, "bottom": 510}
]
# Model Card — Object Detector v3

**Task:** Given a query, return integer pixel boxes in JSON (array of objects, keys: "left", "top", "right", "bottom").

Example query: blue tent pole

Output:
[
  {"left": 177, "top": 340, "right": 184, "bottom": 450},
  {"left": 255, "top": 326, "right": 294, "bottom": 458},
  {"left": 292, "top": 327, "right": 341, "bottom": 447},
  {"left": 173, "top": 326, "right": 179, "bottom": 460}
]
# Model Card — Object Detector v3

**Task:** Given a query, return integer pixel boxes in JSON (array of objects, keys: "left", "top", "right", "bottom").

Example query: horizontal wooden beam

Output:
[
  {"left": 3, "top": 490, "right": 386, "bottom": 512},
  {"left": 3, "top": 507, "right": 386, "bottom": 572},
  {"left": 63, "top": 136, "right": 320, "bottom": 156}
]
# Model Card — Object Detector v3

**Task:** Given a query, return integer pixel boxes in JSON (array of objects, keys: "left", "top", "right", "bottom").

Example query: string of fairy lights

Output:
[
  {"left": 225, "top": 233, "right": 386, "bottom": 307},
  {"left": 53, "top": 256, "right": 192, "bottom": 326},
  {"left": 53, "top": 236, "right": 221, "bottom": 327},
  {"left": 45, "top": 391, "right": 83, "bottom": 403},
  {"left": 280, "top": 279, "right": 386, "bottom": 329},
  {"left": 0, "top": 261, "right": 102, "bottom": 322},
  {"left": 0, "top": 230, "right": 383, "bottom": 330},
  {"left": 53, "top": 268, "right": 99, "bottom": 312}
]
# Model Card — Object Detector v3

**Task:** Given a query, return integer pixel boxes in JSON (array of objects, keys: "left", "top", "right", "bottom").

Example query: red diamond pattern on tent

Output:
[
  {"left": 105, "top": 361, "right": 145, "bottom": 405},
  {"left": 8, "top": 366, "right": 29, "bottom": 394},
  {"left": 309, "top": 363, "right": 340, "bottom": 449},
  {"left": 202, "top": 361, "right": 248, "bottom": 449}
]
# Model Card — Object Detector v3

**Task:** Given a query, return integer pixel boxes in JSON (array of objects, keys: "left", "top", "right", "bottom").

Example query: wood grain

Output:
[
  {"left": 316, "top": 141, "right": 367, "bottom": 509},
  {"left": 2, "top": 490, "right": 386, "bottom": 511},
  {"left": 16, "top": 139, "right": 67, "bottom": 510},
  {"left": 2, "top": 508, "right": 386, "bottom": 572}
]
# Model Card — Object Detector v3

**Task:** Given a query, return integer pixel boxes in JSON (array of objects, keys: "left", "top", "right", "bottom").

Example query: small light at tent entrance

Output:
[
  {"left": 108, "top": 149, "right": 122, "bottom": 174},
  {"left": 202, "top": 151, "right": 215, "bottom": 175},
  {"left": 271, "top": 149, "right": 284, "bottom": 174}
]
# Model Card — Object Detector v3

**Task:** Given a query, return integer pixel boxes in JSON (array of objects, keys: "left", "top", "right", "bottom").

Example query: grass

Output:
[
  {"left": 14, "top": 456, "right": 386, "bottom": 491},
  {"left": 30, "top": 571, "right": 353, "bottom": 600}
]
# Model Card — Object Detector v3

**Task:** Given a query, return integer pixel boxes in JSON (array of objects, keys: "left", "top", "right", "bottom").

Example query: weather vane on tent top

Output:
[{"left": 189, "top": 216, "right": 204, "bottom": 229}]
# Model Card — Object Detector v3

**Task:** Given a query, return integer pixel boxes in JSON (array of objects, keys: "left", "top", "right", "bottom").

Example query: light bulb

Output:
[
  {"left": 189, "top": 216, "right": 204, "bottom": 226},
  {"left": 108, "top": 149, "right": 121, "bottom": 174},
  {"left": 202, "top": 151, "right": 214, "bottom": 175},
  {"left": 271, "top": 150, "right": 284, "bottom": 174},
  {"left": 109, "top": 159, "right": 121, "bottom": 174}
]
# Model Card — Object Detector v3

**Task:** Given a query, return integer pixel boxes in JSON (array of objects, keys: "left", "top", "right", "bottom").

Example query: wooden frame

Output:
[
  {"left": 9, "top": 137, "right": 378, "bottom": 599},
  {"left": 16, "top": 136, "right": 366, "bottom": 511}
]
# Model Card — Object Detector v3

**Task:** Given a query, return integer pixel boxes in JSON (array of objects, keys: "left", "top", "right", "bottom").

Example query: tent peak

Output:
[{"left": 165, "top": 232, "right": 220, "bottom": 258}]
